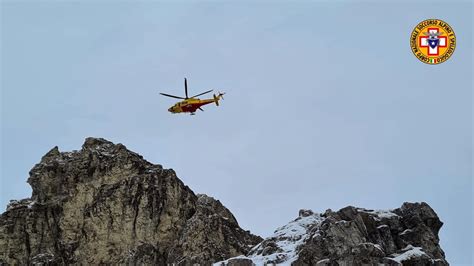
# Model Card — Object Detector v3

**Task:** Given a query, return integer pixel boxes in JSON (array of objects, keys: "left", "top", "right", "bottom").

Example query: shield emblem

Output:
[{"left": 428, "top": 38, "right": 439, "bottom": 49}]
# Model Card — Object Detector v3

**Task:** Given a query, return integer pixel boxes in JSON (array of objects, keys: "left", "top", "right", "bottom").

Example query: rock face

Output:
[
  {"left": 0, "top": 138, "right": 262, "bottom": 265},
  {"left": 0, "top": 137, "right": 448, "bottom": 265},
  {"left": 218, "top": 204, "right": 448, "bottom": 266}
]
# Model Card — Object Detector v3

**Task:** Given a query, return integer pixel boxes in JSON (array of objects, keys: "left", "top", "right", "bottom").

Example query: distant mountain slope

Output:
[
  {"left": 0, "top": 138, "right": 447, "bottom": 265},
  {"left": 217, "top": 204, "right": 447, "bottom": 265}
]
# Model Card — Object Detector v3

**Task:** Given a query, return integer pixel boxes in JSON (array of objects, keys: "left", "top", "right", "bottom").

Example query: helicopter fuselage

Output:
[{"left": 168, "top": 98, "right": 216, "bottom": 114}]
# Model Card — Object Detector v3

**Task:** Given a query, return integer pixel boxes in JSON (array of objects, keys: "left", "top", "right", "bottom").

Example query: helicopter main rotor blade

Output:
[
  {"left": 190, "top": 89, "right": 213, "bottom": 98},
  {"left": 160, "top": 93, "right": 186, "bottom": 99},
  {"left": 184, "top": 78, "right": 189, "bottom": 99}
]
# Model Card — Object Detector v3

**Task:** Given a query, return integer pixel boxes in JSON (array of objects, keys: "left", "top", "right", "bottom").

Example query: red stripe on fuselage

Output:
[{"left": 181, "top": 101, "right": 213, "bottom": 112}]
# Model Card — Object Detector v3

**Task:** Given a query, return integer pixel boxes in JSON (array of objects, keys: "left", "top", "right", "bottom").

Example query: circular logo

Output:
[{"left": 410, "top": 19, "right": 456, "bottom": 65}]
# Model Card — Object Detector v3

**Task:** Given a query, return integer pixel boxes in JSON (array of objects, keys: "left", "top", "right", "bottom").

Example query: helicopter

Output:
[{"left": 160, "top": 78, "right": 225, "bottom": 115}]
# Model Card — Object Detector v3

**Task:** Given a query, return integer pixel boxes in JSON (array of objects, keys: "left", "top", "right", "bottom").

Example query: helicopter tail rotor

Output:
[{"left": 213, "top": 92, "right": 225, "bottom": 106}]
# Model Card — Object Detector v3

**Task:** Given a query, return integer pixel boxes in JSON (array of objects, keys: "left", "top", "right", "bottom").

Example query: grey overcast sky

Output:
[{"left": 1, "top": 1, "right": 472, "bottom": 264}]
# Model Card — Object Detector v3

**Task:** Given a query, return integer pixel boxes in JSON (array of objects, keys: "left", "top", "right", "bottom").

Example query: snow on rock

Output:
[
  {"left": 0, "top": 138, "right": 448, "bottom": 266},
  {"left": 215, "top": 203, "right": 447, "bottom": 265},
  {"left": 386, "top": 245, "right": 429, "bottom": 263},
  {"left": 359, "top": 208, "right": 399, "bottom": 220},
  {"left": 6, "top": 198, "right": 35, "bottom": 211},
  {"left": 215, "top": 210, "right": 325, "bottom": 265},
  {"left": 399, "top": 229, "right": 413, "bottom": 236}
]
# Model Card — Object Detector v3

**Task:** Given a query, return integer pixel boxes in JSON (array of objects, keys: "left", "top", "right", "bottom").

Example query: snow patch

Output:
[
  {"left": 373, "top": 244, "right": 383, "bottom": 253},
  {"left": 387, "top": 245, "right": 428, "bottom": 263},
  {"left": 316, "top": 258, "right": 330, "bottom": 264},
  {"left": 6, "top": 199, "right": 35, "bottom": 211},
  {"left": 400, "top": 229, "right": 413, "bottom": 235},
  {"left": 215, "top": 212, "right": 325, "bottom": 265},
  {"left": 360, "top": 209, "right": 399, "bottom": 220},
  {"left": 27, "top": 200, "right": 36, "bottom": 209}
]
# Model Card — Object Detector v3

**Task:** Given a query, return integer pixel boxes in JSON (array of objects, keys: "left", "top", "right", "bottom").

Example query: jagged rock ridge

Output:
[
  {"left": 218, "top": 204, "right": 448, "bottom": 265},
  {"left": 0, "top": 137, "right": 448, "bottom": 265},
  {"left": 0, "top": 137, "right": 262, "bottom": 265}
]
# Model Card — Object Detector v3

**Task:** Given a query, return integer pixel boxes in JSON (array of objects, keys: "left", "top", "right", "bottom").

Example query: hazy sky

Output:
[{"left": 1, "top": 1, "right": 472, "bottom": 264}]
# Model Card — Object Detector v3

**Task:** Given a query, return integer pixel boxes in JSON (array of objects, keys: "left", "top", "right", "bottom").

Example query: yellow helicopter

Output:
[{"left": 160, "top": 78, "right": 225, "bottom": 115}]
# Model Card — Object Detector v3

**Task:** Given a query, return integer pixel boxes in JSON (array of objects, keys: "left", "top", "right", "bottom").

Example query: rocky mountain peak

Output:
[
  {"left": 41, "top": 145, "right": 60, "bottom": 160},
  {"left": 82, "top": 136, "right": 115, "bottom": 149},
  {"left": 219, "top": 203, "right": 448, "bottom": 265},
  {"left": 196, "top": 194, "right": 239, "bottom": 226},
  {"left": 1, "top": 137, "right": 261, "bottom": 265},
  {"left": 1, "top": 137, "right": 448, "bottom": 265},
  {"left": 27, "top": 137, "right": 157, "bottom": 204}
]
